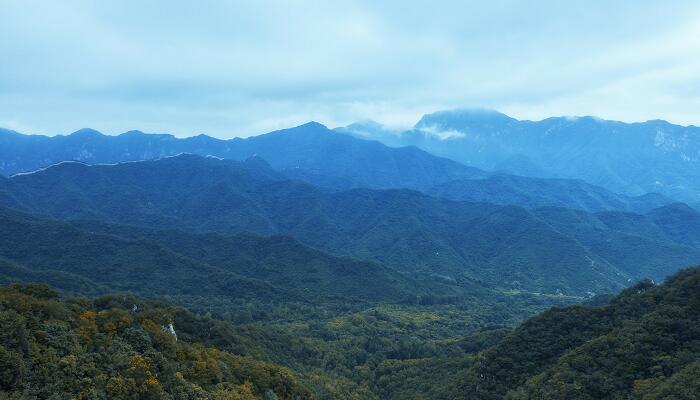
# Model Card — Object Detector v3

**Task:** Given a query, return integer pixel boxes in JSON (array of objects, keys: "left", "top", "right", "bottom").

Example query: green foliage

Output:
[
  {"left": 0, "top": 206, "right": 417, "bottom": 303},
  {"left": 176, "top": 297, "right": 564, "bottom": 400},
  {"left": 0, "top": 206, "right": 580, "bottom": 399},
  {"left": 0, "top": 284, "right": 314, "bottom": 400},
  {"left": 3, "top": 139, "right": 699, "bottom": 399},
  {"left": 459, "top": 266, "right": 700, "bottom": 399},
  {"left": 429, "top": 174, "right": 670, "bottom": 213},
  {"left": 0, "top": 281, "right": 571, "bottom": 400},
  {"left": 7, "top": 154, "right": 697, "bottom": 296},
  {"left": 535, "top": 206, "right": 700, "bottom": 282}
]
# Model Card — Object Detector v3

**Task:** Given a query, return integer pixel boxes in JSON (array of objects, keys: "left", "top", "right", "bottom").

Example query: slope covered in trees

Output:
[
  {"left": 4, "top": 154, "right": 700, "bottom": 296},
  {"left": 597, "top": 202, "right": 700, "bottom": 249},
  {"left": 0, "top": 209, "right": 577, "bottom": 399},
  {"left": 459, "top": 266, "right": 700, "bottom": 399},
  {"left": 533, "top": 206, "right": 700, "bottom": 283},
  {"left": 0, "top": 206, "right": 428, "bottom": 303},
  {"left": 3, "top": 126, "right": 700, "bottom": 399},
  {"left": 428, "top": 174, "right": 670, "bottom": 213},
  {"left": 0, "top": 283, "right": 314, "bottom": 399}
]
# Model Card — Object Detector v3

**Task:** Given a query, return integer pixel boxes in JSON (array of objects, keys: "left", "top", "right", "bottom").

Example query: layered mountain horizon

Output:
[
  {"left": 0, "top": 114, "right": 691, "bottom": 214},
  {"left": 2, "top": 111, "right": 700, "bottom": 399},
  {"left": 3, "top": 151, "right": 700, "bottom": 298},
  {"left": 5, "top": 3, "right": 698, "bottom": 398}
]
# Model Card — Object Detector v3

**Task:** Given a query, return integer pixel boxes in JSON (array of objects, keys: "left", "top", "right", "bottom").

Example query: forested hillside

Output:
[
  {"left": 5, "top": 266, "right": 698, "bottom": 399},
  {"left": 459, "top": 266, "right": 700, "bottom": 399},
  {"left": 428, "top": 174, "right": 670, "bottom": 213},
  {"left": 0, "top": 283, "right": 314, "bottom": 399},
  {"left": 2, "top": 148, "right": 699, "bottom": 399},
  {"left": 2, "top": 144, "right": 699, "bottom": 399},
  {"left": 0, "top": 206, "right": 425, "bottom": 303},
  {"left": 4, "top": 154, "right": 700, "bottom": 296},
  {"left": 0, "top": 206, "right": 577, "bottom": 399}
]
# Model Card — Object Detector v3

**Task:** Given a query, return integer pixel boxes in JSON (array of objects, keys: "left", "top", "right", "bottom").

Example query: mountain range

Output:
[
  {"left": 0, "top": 123, "right": 676, "bottom": 214},
  {"left": 3, "top": 154, "right": 700, "bottom": 297},
  {"left": 2, "top": 113, "right": 700, "bottom": 399},
  {"left": 0, "top": 283, "right": 316, "bottom": 399},
  {"left": 0, "top": 123, "right": 484, "bottom": 192},
  {"left": 0, "top": 205, "right": 451, "bottom": 303},
  {"left": 339, "top": 109, "right": 700, "bottom": 204}
]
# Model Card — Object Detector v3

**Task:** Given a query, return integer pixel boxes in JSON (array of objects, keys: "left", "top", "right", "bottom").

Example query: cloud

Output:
[
  {"left": 416, "top": 125, "right": 466, "bottom": 140},
  {"left": 1, "top": 0, "right": 699, "bottom": 136}
]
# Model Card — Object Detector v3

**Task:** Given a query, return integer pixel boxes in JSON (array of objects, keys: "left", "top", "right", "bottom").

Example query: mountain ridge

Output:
[
  {"left": 0, "top": 205, "right": 428, "bottom": 303},
  {"left": 339, "top": 109, "right": 700, "bottom": 202},
  {"left": 459, "top": 265, "right": 700, "bottom": 399},
  {"left": 3, "top": 153, "right": 700, "bottom": 296},
  {"left": 1, "top": 122, "right": 678, "bottom": 213}
]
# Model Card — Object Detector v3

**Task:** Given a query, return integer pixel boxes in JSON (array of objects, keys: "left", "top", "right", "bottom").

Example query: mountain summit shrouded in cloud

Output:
[
  {"left": 1, "top": 1, "right": 700, "bottom": 136},
  {"left": 339, "top": 109, "right": 700, "bottom": 203}
]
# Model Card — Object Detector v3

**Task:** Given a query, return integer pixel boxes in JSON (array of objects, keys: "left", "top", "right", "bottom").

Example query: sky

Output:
[{"left": 1, "top": 0, "right": 700, "bottom": 138}]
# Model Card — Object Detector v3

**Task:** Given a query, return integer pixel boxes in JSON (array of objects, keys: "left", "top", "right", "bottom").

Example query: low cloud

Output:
[{"left": 416, "top": 125, "right": 466, "bottom": 140}]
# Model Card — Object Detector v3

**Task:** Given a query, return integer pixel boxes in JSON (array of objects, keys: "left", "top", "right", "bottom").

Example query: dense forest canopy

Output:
[
  {"left": 0, "top": 280, "right": 567, "bottom": 399},
  {"left": 3, "top": 266, "right": 699, "bottom": 399},
  {"left": 0, "top": 283, "right": 313, "bottom": 400},
  {"left": 4, "top": 154, "right": 700, "bottom": 297},
  {"left": 459, "top": 266, "right": 700, "bottom": 399}
]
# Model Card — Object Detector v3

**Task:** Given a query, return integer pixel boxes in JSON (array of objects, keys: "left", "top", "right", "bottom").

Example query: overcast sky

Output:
[{"left": 2, "top": 1, "right": 700, "bottom": 137}]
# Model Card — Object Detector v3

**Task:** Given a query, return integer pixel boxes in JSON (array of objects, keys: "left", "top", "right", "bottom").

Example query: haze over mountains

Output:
[
  {"left": 0, "top": 123, "right": 483, "bottom": 191},
  {"left": 339, "top": 109, "right": 700, "bottom": 205},
  {"left": 0, "top": 119, "right": 679, "bottom": 214}
]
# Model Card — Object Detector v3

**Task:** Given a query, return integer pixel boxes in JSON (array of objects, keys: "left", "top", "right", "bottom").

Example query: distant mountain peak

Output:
[
  {"left": 415, "top": 108, "right": 515, "bottom": 130},
  {"left": 119, "top": 130, "right": 147, "bottom": 136},
  {"left": 261, "top": 121, "right": 336, "bottom": 141},
  {"left": 0, "top": 128, "right": 22, "bottom": 137},
  {"left": 297, "top": 121, "right": 328, "bottom": 130},
  {"left": 345, "top": 119, "right": 384, "bottom": 130},
  {"left": 262, "top": 121, "right": 331, "bottom": 139},
  {"left": 336, "top": 120, "right": 401, "bottom": 139},
  {"left": 68, "top": 128, "right": 104, "bottom": 138}
]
